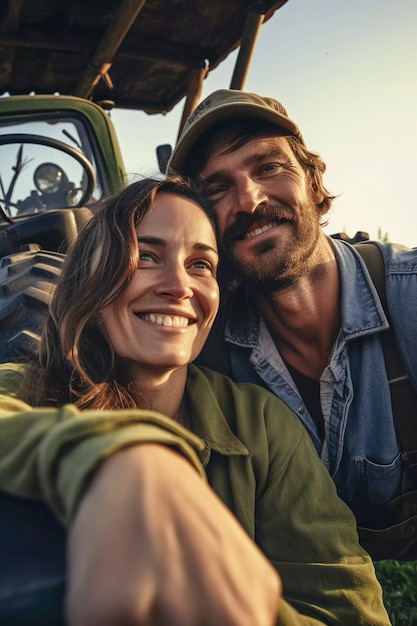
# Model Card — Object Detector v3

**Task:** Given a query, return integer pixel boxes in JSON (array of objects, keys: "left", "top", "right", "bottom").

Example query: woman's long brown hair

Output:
[{"left": 17, "top": 176, "right": 214, "bottom": 411}]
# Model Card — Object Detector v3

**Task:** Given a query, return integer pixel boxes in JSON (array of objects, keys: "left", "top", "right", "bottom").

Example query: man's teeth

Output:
[
  {"left": 141, "top": 313, "right": 190, "bottom": 328},
  {"left": 246, "top": 223, "right": 274, "bottom": 238}
]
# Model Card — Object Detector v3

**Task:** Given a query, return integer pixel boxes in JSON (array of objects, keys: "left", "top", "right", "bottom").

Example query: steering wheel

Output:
[{"left": 0, "top": 133, "right": 96, "bottom": 208}]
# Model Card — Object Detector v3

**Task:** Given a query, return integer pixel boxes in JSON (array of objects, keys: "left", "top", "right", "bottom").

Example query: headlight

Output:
[{"left": 34, "top": 163, "right": 66, "bottom": 194}]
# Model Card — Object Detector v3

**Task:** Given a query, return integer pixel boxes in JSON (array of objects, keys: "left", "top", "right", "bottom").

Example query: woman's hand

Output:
[{"left": 66, "top": 444, "right": 281, "bottom": 625}]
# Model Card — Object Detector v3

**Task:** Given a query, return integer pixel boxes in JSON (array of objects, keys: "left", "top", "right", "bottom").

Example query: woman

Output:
[{"left": 0, "top": 177, "right": 390, "bottom": 625}]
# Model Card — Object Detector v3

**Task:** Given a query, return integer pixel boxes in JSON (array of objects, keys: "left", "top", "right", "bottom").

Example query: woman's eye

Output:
[
  {"left": 193, "top": 260, "right": 209, "bottom": 269},
  {"left": 138, "top": 251, "right": 156, "bottom": 263},
  {"left": 191, "top": 259, "right": 217, "bottom": 274}
]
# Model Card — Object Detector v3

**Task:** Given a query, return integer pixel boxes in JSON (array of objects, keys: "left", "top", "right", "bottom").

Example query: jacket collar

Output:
[{"left": 186, "top": 364, "right": 249, "bottom": 458}]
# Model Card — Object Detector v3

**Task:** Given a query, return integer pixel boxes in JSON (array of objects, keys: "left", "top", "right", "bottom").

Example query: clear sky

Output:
[{"left": 110, "top": 0, "right": 417, "bottom": 247}]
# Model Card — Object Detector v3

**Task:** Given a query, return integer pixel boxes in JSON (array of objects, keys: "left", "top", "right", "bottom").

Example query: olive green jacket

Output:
[{"left": 0, "top": 362, "right": 390, "bottom": 625}]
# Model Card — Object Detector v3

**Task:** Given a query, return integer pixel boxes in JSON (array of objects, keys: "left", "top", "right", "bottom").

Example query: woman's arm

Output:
[
  {"left": 67, "top": 444, "right": 282, "bottom": 626},
  {"left": 0, "top": 367, "right": 281, "bottom": 624},
  {"left": 0, "top": 366, "right": 205, "bottom": 521}
]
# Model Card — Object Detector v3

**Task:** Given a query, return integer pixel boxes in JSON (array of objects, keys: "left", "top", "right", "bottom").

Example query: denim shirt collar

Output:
[
  {"left": 224, "top": 237, "right": 390, "bottom": 350},
  {"left": 333, "top": 238, "right": 389, "bottom": 339}
]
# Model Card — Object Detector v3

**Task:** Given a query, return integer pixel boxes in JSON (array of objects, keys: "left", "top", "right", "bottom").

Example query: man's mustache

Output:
[{"left": 222, "top": 204, "right": 294, "bottom": 249}]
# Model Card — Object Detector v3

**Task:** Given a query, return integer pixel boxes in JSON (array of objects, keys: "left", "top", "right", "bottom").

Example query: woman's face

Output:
[{"left": 101, "top": 192, "right": 219, "bottom": 378}]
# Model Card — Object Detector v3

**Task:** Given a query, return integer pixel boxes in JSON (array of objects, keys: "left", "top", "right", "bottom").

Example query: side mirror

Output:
[{"left": 156, "top": 144, "right": 172, "bottom": 174}]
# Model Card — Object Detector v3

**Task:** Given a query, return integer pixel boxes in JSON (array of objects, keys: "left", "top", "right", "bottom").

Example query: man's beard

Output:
[{"left": 221, "top": 202, "right": 320, "bottom": 291}]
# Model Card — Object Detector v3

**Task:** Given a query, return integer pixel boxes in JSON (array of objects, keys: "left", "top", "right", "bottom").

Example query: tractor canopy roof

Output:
[{"left": 0, "top": 0, "right": 288, "bottom": 115}]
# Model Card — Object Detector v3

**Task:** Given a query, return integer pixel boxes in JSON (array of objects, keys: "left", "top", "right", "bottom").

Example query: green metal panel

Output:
[{"left": 0, "top": 95, "right": 127, "bottom": 192}]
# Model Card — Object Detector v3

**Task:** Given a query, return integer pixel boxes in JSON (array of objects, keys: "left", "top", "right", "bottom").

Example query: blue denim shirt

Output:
[{"left": 198, "top": 238, "right": 417, "bottom": 513}]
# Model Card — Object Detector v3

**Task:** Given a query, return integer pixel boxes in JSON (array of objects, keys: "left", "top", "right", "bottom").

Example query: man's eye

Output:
[
  {"left": 206, "top": 186, "right": 227, "bottom": 198},
  {"left": 260, "top": 163, "right": 284, "bottom": 174}
]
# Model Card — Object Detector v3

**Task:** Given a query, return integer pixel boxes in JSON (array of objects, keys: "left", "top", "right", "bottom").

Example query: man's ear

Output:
[{"left": 310, "top": 185, "right": 325, "bottom": 207}]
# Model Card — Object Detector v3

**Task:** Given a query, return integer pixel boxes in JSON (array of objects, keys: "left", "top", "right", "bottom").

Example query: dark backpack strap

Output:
[{"left": 355, "top": 242, "right": 417, "bottom": 483}]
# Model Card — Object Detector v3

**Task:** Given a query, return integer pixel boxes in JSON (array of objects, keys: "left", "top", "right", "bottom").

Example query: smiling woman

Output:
[
  {"left": 101, "top": 191, "right": 219, "bottom": 402},
  {"left": 17, "top": 176, "right": 219, "bottom": 415},
  {"left": 0, "top": 176, "right": 391, "bottom": 625}
]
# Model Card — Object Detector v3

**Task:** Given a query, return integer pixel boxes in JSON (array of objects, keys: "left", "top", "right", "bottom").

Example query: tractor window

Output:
[{"left": 0, "top": 113, "right": 103, "bottom": 218}]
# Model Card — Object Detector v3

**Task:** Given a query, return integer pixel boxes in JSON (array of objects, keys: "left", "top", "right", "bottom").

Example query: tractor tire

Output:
[{"left": 0, "top": 248, "right": 65, "bottom": 363}]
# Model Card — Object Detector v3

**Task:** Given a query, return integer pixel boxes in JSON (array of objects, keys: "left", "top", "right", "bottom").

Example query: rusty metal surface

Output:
[{"left": 0, "top": 0, "right": 288, "bottom": 114}]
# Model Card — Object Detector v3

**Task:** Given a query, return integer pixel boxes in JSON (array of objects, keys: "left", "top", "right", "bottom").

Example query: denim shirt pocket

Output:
[{"left": 355, "top": 452, "right": 403, "bottom": 506}]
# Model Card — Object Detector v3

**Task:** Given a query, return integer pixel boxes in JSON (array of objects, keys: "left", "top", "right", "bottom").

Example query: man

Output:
[{"left": 167, "top": 88, "right": 417, "bottom": 560}]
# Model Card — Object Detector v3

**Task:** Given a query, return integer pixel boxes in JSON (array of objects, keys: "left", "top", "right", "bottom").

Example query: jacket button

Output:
[{"left": 298, "top": 407, "right": 305, "bottom": 414}]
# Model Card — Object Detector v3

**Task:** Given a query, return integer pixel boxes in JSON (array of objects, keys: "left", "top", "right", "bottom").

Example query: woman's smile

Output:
[
  {"left": 137, "top": 312, "right": 195, "bottom": 328},
  {"left": 101, "top": 192, "right": 219, "bottom": 378}
]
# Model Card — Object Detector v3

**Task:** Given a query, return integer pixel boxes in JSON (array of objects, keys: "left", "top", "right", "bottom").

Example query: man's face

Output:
[{"left": 200, "top": 135, "right": 323, "bottom": 288}]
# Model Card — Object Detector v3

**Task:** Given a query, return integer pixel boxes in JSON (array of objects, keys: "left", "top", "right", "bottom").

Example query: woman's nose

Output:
[{"left": 156, "top": 266, "right": 193, "bottom": 299}]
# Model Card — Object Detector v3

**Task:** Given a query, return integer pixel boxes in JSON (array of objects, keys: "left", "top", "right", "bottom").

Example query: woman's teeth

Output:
[{"left": 141, "top": 313, "right": 190, "bottom": 327}]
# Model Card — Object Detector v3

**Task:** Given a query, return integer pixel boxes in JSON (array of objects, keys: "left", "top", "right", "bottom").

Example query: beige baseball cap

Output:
[{"left": 168, "top": 89, "right": 304, "bottom": 174}]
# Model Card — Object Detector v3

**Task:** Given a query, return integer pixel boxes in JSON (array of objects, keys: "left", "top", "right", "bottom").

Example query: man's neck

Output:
[{"left": 254, "top": 238, "right": 341, "bottom": 380}]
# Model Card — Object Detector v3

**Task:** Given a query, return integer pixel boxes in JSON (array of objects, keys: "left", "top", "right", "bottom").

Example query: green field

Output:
[{"left": 374, "top": 561, "right": 417, "bottom": 625}]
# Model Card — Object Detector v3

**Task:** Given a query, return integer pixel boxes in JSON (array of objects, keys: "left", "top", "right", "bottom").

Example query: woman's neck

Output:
[{"left": 131, "top": 365, "right": 190, "bottom": 427}]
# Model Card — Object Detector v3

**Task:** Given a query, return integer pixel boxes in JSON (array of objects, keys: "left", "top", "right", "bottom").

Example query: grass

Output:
[{"left": 374, "top": 560, "right": 417, "bottom": 625}]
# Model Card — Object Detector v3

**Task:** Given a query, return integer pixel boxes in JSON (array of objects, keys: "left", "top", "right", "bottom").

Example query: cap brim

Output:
[{"left": 168, "top": 102, "right": 300, "bottom": 174}]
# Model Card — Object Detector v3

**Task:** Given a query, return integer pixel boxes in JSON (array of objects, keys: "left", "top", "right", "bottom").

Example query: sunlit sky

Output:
[{"left": 110, "top": 0, "right": 417, "bottom": 247}]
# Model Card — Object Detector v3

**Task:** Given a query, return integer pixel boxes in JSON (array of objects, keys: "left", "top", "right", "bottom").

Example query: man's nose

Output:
[
  {"left": 156, "top": 265, "right": 193, "bottom": 299},
  {"left": 234, "top": 179, "right": 268, "bottom": 215}
]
